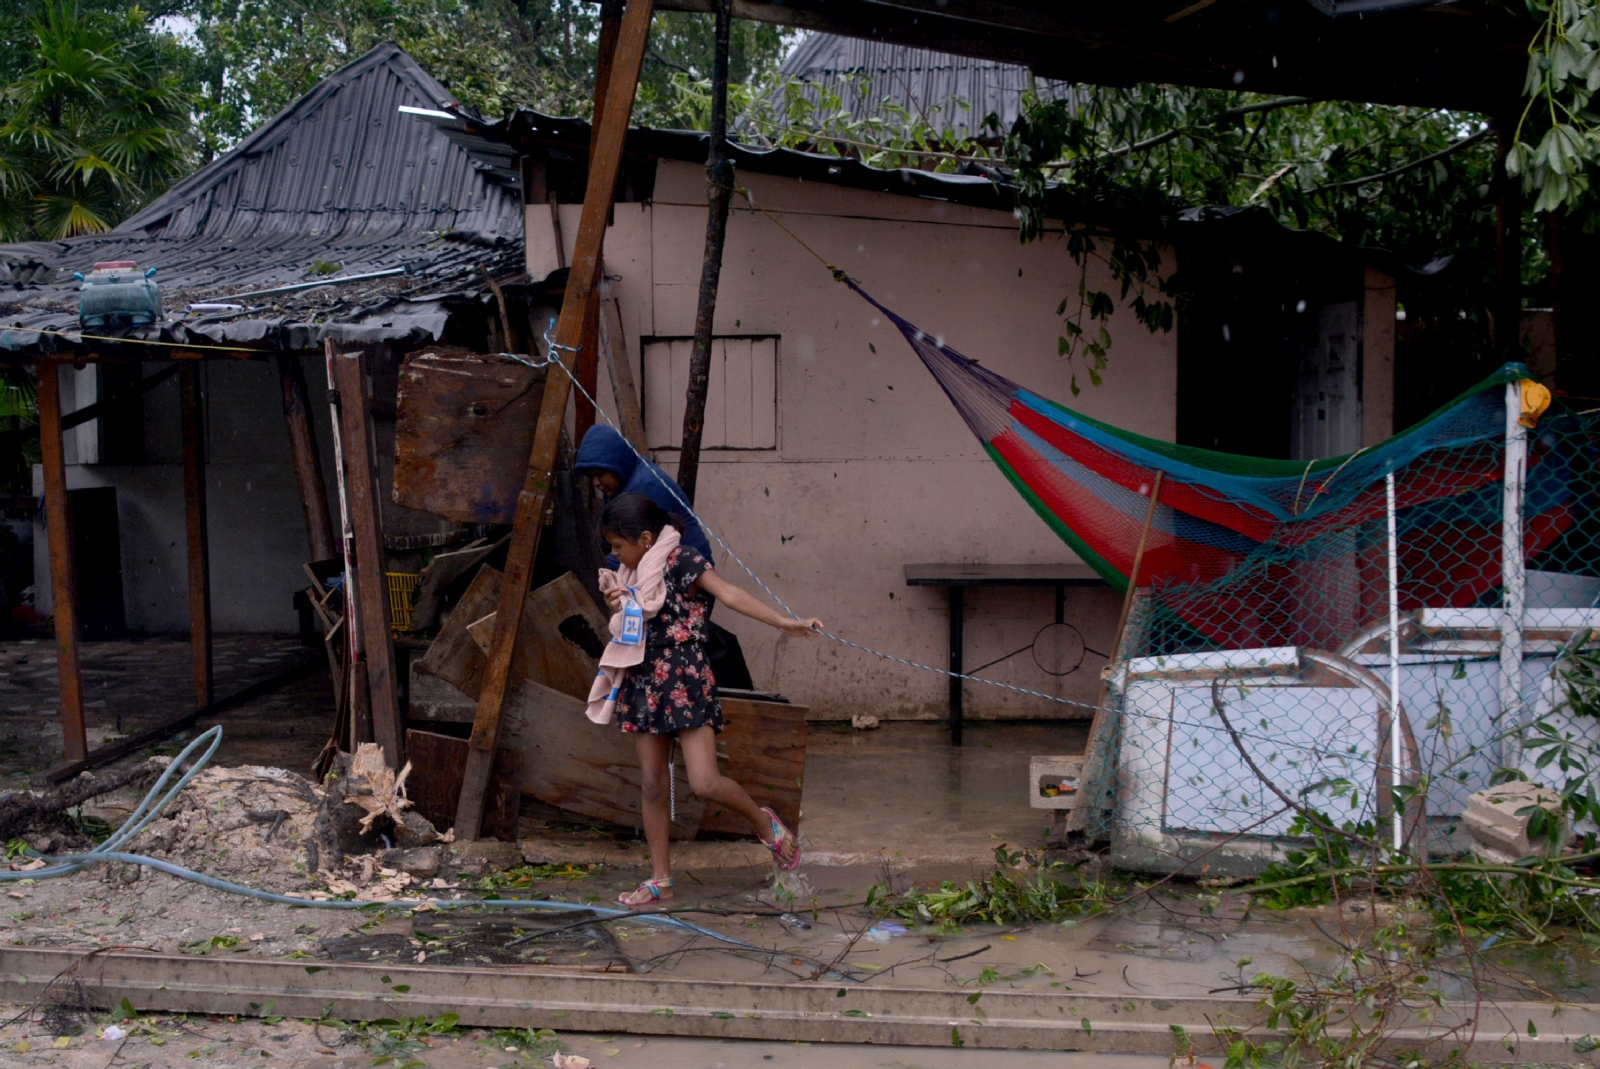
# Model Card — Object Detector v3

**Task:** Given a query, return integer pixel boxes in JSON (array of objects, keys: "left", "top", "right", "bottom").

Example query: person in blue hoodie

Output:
[
  {"left": 574, "top": 425, "right": 713, "bottom": 561},
  {"left": 575, "top": 425, "right": 759, "bottom": 690}
]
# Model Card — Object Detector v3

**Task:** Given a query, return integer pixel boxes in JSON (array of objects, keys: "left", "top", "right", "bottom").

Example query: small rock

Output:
[
  {"left": 449, "top": 840, "right": 521, "bottom": 875},
  {"left": 212, "top": 806, "right": 252, "bottom": 832},
  {"left": 248, "top": 847, "right": 273, "bottom": 863},
  {"left": 850, "top": 714, "right": 881, "bottom": 731},
  {"left": 382, "top": 847, "right": 442, "bottom": 879},
  {"left": 393, "top": 810, "right": 440, "bottom": 848},
  {"left": 140, "top": 819, "right": 179, "bottom": 853}
]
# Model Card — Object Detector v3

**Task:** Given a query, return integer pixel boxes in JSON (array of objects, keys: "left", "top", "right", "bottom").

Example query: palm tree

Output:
[{"left": 0, "top": 3, "right": 195, "bottom": 240}]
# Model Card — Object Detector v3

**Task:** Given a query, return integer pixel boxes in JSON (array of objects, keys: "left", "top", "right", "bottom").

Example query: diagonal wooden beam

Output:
[{"left": 454, "top": 0, "right": 656, "bottom": 840}]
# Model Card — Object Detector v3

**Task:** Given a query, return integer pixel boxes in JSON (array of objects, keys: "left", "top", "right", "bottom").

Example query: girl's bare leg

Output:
[
  {"left": 622, "top": 733, "right": 675, "bottom": 906},
  {"left": 677, "top": 726, "right": 775, "bottom": 842}
]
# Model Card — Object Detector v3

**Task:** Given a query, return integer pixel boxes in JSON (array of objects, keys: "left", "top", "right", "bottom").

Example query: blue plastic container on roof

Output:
[{"left": 76, "top": 261, "right": 161, "bottom": 328}]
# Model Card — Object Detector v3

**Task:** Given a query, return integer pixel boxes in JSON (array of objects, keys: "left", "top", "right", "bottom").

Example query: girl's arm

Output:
[{"left": 694, "top": 567, "right": 822, "bottom": 638}]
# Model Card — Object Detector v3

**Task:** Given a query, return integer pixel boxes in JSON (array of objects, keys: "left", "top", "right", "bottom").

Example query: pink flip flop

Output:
[{"left": 760, "top": 807, "right": 801, "bottom": 871}]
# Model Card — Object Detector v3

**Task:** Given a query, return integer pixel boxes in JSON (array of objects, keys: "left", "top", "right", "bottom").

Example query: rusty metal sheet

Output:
[
  {"left": 700, "top": 697, "right": 807, "bottom": 838},
  {"left": 394, "top": 347, "right": 546, "bottom": 523},
  {"left": 405, "top": 728, "right": 521, "bottom": 841}
]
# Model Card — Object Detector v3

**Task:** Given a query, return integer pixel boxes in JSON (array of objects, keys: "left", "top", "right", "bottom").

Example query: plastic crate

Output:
[{"left": 386, "top": 572, "right": 422, "bottom": 634}]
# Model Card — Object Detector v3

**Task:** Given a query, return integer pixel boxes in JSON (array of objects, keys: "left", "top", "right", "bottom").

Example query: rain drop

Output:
[
  {"left": 1232, "top": 70, "right": 1245, "bottom": 85},
  {"left": 1295, "top": 299, "right": 1307, "bottom": 313}
]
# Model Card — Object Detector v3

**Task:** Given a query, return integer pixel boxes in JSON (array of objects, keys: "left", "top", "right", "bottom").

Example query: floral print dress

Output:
[{"left": 616, "top": 545, "right": 723, "bottom": 735}]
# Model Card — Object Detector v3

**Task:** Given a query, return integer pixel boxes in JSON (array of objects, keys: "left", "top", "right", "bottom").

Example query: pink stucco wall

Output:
[{"left": 527, "top": 160, "right": 1178, "bottom": 720}]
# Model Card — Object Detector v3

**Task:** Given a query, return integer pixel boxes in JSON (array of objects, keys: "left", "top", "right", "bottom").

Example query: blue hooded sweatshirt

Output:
[{"left": 574, "top": 425, "right": 714, "bottom": 561}]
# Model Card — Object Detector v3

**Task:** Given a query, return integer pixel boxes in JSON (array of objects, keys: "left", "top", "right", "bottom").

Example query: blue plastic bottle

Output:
[{"left": 617, "top": 587, "right": 644, "bottom": 647}]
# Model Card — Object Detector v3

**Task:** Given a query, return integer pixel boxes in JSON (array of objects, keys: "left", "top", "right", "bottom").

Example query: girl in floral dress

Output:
[{"left": 598, "top": 494, "right": 822, "bottom": 907}]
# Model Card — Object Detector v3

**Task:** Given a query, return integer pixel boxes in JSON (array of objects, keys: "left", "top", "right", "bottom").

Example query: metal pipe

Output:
[
  {"left": 217, "top": 266, "right": 408, "bottom": 303},
  {"left": 1386, "top": 470, "right": 1402, "bottom": 851},
  {"left": 324, "top": 340, "right": 361, "bottom": 746},
  {"left": 1500, "top": 380, "right": 1528, "bottom": 772}
]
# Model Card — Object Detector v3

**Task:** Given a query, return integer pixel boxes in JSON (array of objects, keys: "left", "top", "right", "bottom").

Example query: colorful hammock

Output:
[{"left": 849, "top": 278, "right": 1588, "bottom": 651}]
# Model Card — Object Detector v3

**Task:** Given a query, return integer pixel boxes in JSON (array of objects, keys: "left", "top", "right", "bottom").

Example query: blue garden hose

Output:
[{"left": 0, "top": 726, "right": 751, "bottom": 947}]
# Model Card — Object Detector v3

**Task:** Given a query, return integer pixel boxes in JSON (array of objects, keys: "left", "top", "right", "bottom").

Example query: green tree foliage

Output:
[
  {"left": 1509, "top": 0, "right": 1600, "bottom": 213},
  {"left": 174, "top": 1, "right": 789, "bottom": 157},
  {"left": 0, "top": 2, "right": 195, "bottom": 240}
]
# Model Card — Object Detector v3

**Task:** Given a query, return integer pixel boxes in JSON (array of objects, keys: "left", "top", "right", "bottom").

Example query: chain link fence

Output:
[{"left": 1075, "top": 377, "right": 1600, "bottom": 874}]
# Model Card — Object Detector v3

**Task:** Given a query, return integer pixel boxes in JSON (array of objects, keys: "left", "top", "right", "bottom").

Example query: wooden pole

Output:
[
  {"left": 574, "top": 0, "right": 624, "bottom": 445},
  {"left": 331, "top": 344, "right": 403, "bottom": 767},
  {"left": 674, "top": 0, "right": 734, "bottom": 506},
  {"left": 277, "top": 355, "right": 336, "bottom": 562},
  {"left": 1062, "top": 469, "right": 1164, "bottom": 839},
  {"left": 179, "top": 362, "right": 214, "bottom": 709},
  {"left": 599, "top": 293, "right": 648, "bottom": 450},
  {"left": 455, "top": 0, "right": 655, "bottom": 840},
  {"left": 36, "top": 362, "right": 86, "bottom": 765}
]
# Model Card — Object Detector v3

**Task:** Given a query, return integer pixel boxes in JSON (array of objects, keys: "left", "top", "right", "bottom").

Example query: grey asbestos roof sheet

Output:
[
  {"left": 739, "top": 32, "right": 1080, "bottom": 142},
  {"left": 0, "top": 43, "right": 521, "bottom": 354}
]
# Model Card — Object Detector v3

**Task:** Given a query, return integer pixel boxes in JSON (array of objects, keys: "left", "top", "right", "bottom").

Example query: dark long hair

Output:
[{"left": 599, "top": 492, "right": 686, "bottom": 544}]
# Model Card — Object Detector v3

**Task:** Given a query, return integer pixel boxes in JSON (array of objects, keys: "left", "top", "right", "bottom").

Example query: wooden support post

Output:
[
  {"left": 1062, "top": 470, "right": 1164, "bottom": 840},
  {"left": 599, "top": 294, "right": 648, "bottom": 450},
  {"left": 455, "top": 0, "right": 655, "bottom": 840},
  {"left": 331, "top": 345, "right": 404, "bottom": 767},
  {"left": 675, "top": 0, "right": 734, "bottom": 506},
  {"left": 573, "top": 0, "right": 623, "bottom": 445},
  {"left": 37, "top": 363, "right": 86, "bottom": 765},
  {"left": 179, "top": 362, "right": 214, "bottom": 709},
  {"left": 277, "top": 355, "right": 336, "bottom": 562}
]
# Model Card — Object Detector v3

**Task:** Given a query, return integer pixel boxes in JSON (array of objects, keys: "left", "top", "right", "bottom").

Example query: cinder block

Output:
[
  {"left": 1462, "top": 783, "right": 1566, "bottom": 859},
  {"left": 1030, "top": 755, "right": 1084, "bottom": 810}
]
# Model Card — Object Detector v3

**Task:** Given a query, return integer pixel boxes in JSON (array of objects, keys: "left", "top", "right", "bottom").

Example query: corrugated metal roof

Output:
[
  {"left": 0, "top": 43, "right": 522, "bottom": 354},
  {"left": 739, "top": 32, "right": 1079, "bottom": 142}
]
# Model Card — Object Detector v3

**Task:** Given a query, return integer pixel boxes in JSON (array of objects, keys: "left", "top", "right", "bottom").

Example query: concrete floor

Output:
[
  {"left": 797, "top": 720, "right": 1086, "bottom": 864},
  {"left": 0, "top": 637, "right": 1086, "bottom": 868}
]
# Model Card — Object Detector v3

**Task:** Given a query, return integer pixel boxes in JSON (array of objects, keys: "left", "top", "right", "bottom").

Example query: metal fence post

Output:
[{"left": 1500, "top": 380, "right": 1528, "bottom": 772}]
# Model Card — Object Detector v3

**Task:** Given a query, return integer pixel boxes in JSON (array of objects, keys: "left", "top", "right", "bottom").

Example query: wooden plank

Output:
[
  {"left": 457, "top": 0, "right": 657, "bottom": 841},
  {"left": 699, "top": 697, "right": 806, "bottom": 837},
  {"left": 276, "top": 355, "right": 337, "bottom": 561},
  {"left": 417, "top": 565, "right": 503, "bottom": 699},
  {"left": 332, "top": 344, "right": 404, "bottom": 767},
  {"left": 178, "top": 362, "right": 213, "bottom": 709},
  {"left": 751, "top": 337, "right": 777, "bottom": 448},
  {"left": 725, "top": 338, "right": 752, "bottom": 449},
  {"left": 465, "top": 573, "right": 608, "bottom": 701},
  {"left": 35, "top": 362, "right": 86, "bottom": 765},
  {"left": 392, "top": 348, "right": 547, "bottom": 524},
  {"left": 405, "top": 730, "right": 520, "bottom": 841},
  {"left": 507, "top": 679, "right": 703, "bottom": 838},
  {"left": 599, "top": 295, "right": 648, "bottom": 451}
]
